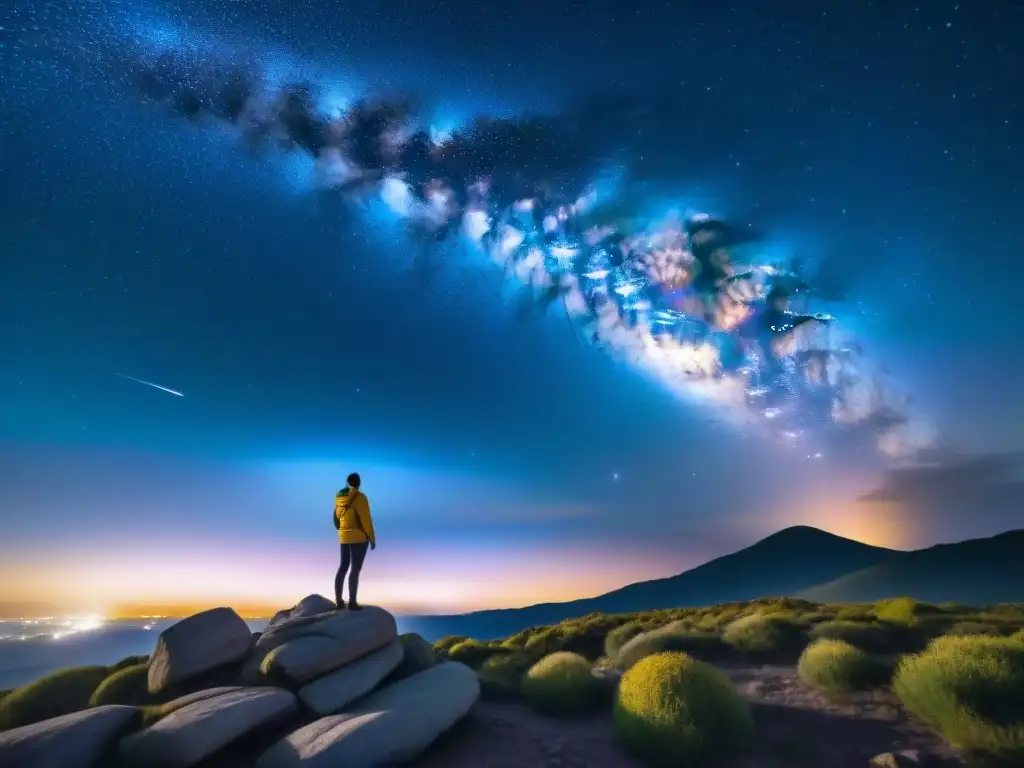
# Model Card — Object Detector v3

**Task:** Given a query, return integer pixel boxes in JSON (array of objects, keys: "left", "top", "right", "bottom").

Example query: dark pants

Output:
[{"left": 335, "top": 542, "right": 369, "bottom": 605}]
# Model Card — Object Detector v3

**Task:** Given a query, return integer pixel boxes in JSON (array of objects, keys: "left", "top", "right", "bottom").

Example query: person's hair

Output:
[{"left": 347, "top": 472, "right": 361, "bottom": 489}]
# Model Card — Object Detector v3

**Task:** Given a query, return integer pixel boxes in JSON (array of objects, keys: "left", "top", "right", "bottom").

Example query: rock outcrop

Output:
[
  {"left": 0, "top": 705, "right": 141, "bottom": 768},
  {"left": 148, "top": 607, "right": 254, "bottom": 694},
  {"left": 259, "top": 605, "right": 398, "bottom": 685},
  {"left": 119, "top": 687, "right": 297, "bottom": 767},
  {"left": 0, "top": 597, "right": 480, "bottom": 768},
  {"left": 257, "top": 661, "right": 481, "bottom": 767},
  {"left": 298, "top": 638, "right": 404, "bottom": 715}
]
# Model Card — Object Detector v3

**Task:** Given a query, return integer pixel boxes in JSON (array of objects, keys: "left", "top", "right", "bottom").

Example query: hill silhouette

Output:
[
  {"left": 800, "top": 529, "right": 1024, "bottom": 605},
  {"left": 402, "top": 526, "right": 1023, "bottom": 641}
]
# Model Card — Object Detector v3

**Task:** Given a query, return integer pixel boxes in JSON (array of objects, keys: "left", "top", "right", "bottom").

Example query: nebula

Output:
[{"left": 80, "top": 15, "right": 931, "bottom": 458}]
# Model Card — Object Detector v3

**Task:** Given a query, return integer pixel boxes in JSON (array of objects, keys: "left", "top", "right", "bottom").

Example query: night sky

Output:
[{"left": 2, "top": 0, "right": 1023, "bottom": 618}]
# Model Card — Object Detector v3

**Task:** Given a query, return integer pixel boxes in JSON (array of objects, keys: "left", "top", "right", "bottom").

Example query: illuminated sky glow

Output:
[{"left": 1, "top": 0, "right": 1023, "bottom": 617}]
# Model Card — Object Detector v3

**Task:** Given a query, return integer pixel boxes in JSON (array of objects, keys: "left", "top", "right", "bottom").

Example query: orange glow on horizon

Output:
[{"left": 1, "top": 540, "right": 673, "bottom": 619}]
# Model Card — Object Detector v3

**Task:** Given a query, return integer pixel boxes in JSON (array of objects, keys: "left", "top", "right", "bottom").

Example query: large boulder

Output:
[
  {"left": 119, "top": 687, "right": 297, "bottom": 767},
  {"left": 256, "top": 661, "right": 480, "bottom": 767},
  {"left": 298, "top": 639, "right": 404, "bottom": 715},
  {"left": 149, "top": 607, "right": 254, "bottom": 694},
  {"left": 260, "top": 607, "right": 397, "bottom": 685},
  {"left": 0, "top": 705, "right": 140, "bottom": 768}
]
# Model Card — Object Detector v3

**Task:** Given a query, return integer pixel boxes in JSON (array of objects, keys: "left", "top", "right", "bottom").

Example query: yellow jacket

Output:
[{"left": 334, "top": 488, "right": 376, "bottom": 545}]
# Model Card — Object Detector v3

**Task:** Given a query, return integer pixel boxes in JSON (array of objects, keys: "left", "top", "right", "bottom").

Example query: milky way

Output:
[{"left": 5, "top": 0, "right": 934, "bottom": 460}]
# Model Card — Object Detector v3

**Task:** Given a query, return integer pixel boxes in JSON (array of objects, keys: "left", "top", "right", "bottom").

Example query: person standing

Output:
[{"left": 333, "top": 472, "right": 377, "bottom": 610}]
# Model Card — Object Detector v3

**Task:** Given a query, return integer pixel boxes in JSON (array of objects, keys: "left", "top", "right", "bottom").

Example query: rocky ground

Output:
[
  {"left": 0, "top": 597, "right": 972, "bottom": 768},
  {"left": 0, "top": 596, "right": 480, "bottom": 768},
  {"left": 419, "top": 664, "right": 965, "bottom": 768}
]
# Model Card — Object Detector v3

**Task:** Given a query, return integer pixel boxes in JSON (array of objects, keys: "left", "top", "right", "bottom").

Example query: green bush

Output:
[
  {"left": 946, "top": 622, "right": 1004, "bottom": 637},
  {"left": 477, "top": 652, "right": 533, "bottom": 699},
  {"left": 521, "top": 652, "right": 602, "bottom": 716},
  {"left": 834, "top": 605, "right": 874, "bottom": 622},
  {"left": 109, "top": 654, "right": 149, "bottom": 673},
  {"left": 616, "top": 627, "right": 724, "bottom": 670},
  {"left": 797, "top": 611, "right": 833, "bottom": 626},
  {"left": 809, "top": 620, "right": 894, "bottom": 652},
  {"left": 874, "top": 597, "right": 936, "bottom": 625},
  {"left": 0, "top": 666, "right": 110, "bottom": 731},
  {"left": 694, "top": 607, "right": 744, "bottom": 632},
  {"left": 446, "top": 639, "right": 498, "bottom": 666},
  {"left": 893, "top": 634, "right": 1024, "bottom": 763},
  {"left": 90, "top": 663, "right": 157, "bottom": 707},
  {"left": 722, "top": 614, "right": 805, "bottom": 658},
  {"left": 614, "top": 651, "right": 753, "bottom": 766},
  {"left": 433, "top": 635, "right": 469, "bottom": 653},
  {"left": 523, "top": 628, "right": 562, "bottom": 658},
  {"left": 797, "top": 639, "right": 890, "bottom": 697},
  {"left": 547, "top": 615, "right": 621, "bottom": 660},
  {"left": 603, "top": 622, "right": 646, "bottom": 660}
]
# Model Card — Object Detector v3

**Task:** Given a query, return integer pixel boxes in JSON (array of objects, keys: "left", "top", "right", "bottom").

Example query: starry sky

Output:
[{"left": 1, "top": 0, "right": 1023, "bottom": 618}]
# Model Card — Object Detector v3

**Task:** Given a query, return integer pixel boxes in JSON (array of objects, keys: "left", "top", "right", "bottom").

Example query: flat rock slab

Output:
[
  {"left": 261, "top": 607, "right": 397, "bottom": 685},
  {"left": 0, "top": 705, "right": 141, "bottom": 768},
  {"left": 151, "top": 686, "right": 245, "bottom": 718},
  {"left": 149, "top": 607, "right": 254, "bottom": 694},
  {"left": 257, "top": 661, "right": 480, "bottom": 768},
  {"left": 298, "top": 638, "right": 404, "bottom": 715},
  {"left": 120, "top": 687, "right": 297, "bottom": 767}
]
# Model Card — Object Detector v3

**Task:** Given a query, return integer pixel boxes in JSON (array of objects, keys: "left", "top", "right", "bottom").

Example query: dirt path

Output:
[{"left": 417, "top": 664, "right": 965, "bottom": 768}]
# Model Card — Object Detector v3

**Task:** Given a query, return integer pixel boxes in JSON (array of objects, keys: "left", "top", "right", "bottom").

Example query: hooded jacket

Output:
[{"left": 334, "top": 487, "right": 376, "bottom": 545}]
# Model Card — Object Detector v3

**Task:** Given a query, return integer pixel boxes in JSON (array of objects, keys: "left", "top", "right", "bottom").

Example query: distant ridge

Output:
[
  {"left": 800, "top": 529, "right": 1024, "bottom": 605},
  {"left": 401, "top": 526, "right": 1023, "bottom": 641}
]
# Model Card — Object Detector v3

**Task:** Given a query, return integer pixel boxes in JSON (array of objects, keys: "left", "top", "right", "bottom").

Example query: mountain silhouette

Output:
[
  {"left": 401, "top": 526, "right": 1023, "bottom": 641},
  {"left": 800, "top": 529, "right": 1024, "bottom": 605}
]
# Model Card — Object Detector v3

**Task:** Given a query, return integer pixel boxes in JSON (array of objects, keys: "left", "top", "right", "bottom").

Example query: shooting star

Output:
[{"left": 115, "top": 373, "right": 184, "bottom": 397}]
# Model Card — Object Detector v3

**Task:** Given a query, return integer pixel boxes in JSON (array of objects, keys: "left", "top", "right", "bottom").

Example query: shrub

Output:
[
  {"left": 946, "top": 622, "right": 1004, "bottom": 637},
  {"left": 521, "top": 652, "right": 602, "bottom": 716},
  {"left": 446, "top": 639, "right": 498, "bottom": 666},
  {"left": 433, "top": 635, "right": 469, "bottom": 653},
  {"left": 558, "top": 625, "right": 607, "bottom": 660},
  {"left": 614, "top": 651, "right": 753, "bottom": 766},
  {"left": 809, "top": 620, "right": 894, "bottom": 652},
  {"left": 893, "top": 634, "right": 1024, "bottom": 763},
  {"left": 722, "top": 614, "right": 805, "bottom": 659},
  {"left": 798, "top": 611, "right": 833, "bottom": 626},
  {"left": 0, "top": 666, "right": 110, "bottom": 730},
  {"left": 874, "top": 597, "right": 937, "bottom": 625},
  {"left": 90, "top": 663, "right": 157, "bottom": 707},
  {"left": 797, "top": 639, "right": 890, "bottom": 696},
  {"left": 110, "top": 654, "right": 149, "bottom": 673},
  {"left": 835, "top": 605, "right": 874, "bottom": 622},
  {"left": 695, "top": 607, "right": 743, "bottom": 632},
  {"left": 523, "top": 628, "right": 562, "bottom": 658},
  {"left": 604, "top": 622, "right": 647, "bottom": 660},
  {"left": 616, "top": 627, "right": 724, "bottom": 670},
  {"left": 387, "top": 633, "right": 437, "bottom": 683},
  {"left": 477, "top": 652, "right": 533, "bottom": 699}
]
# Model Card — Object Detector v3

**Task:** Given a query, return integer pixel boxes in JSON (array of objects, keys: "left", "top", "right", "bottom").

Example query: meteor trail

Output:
[{"left": 115, "top": 373, "right": 184, "bottom": 397}]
